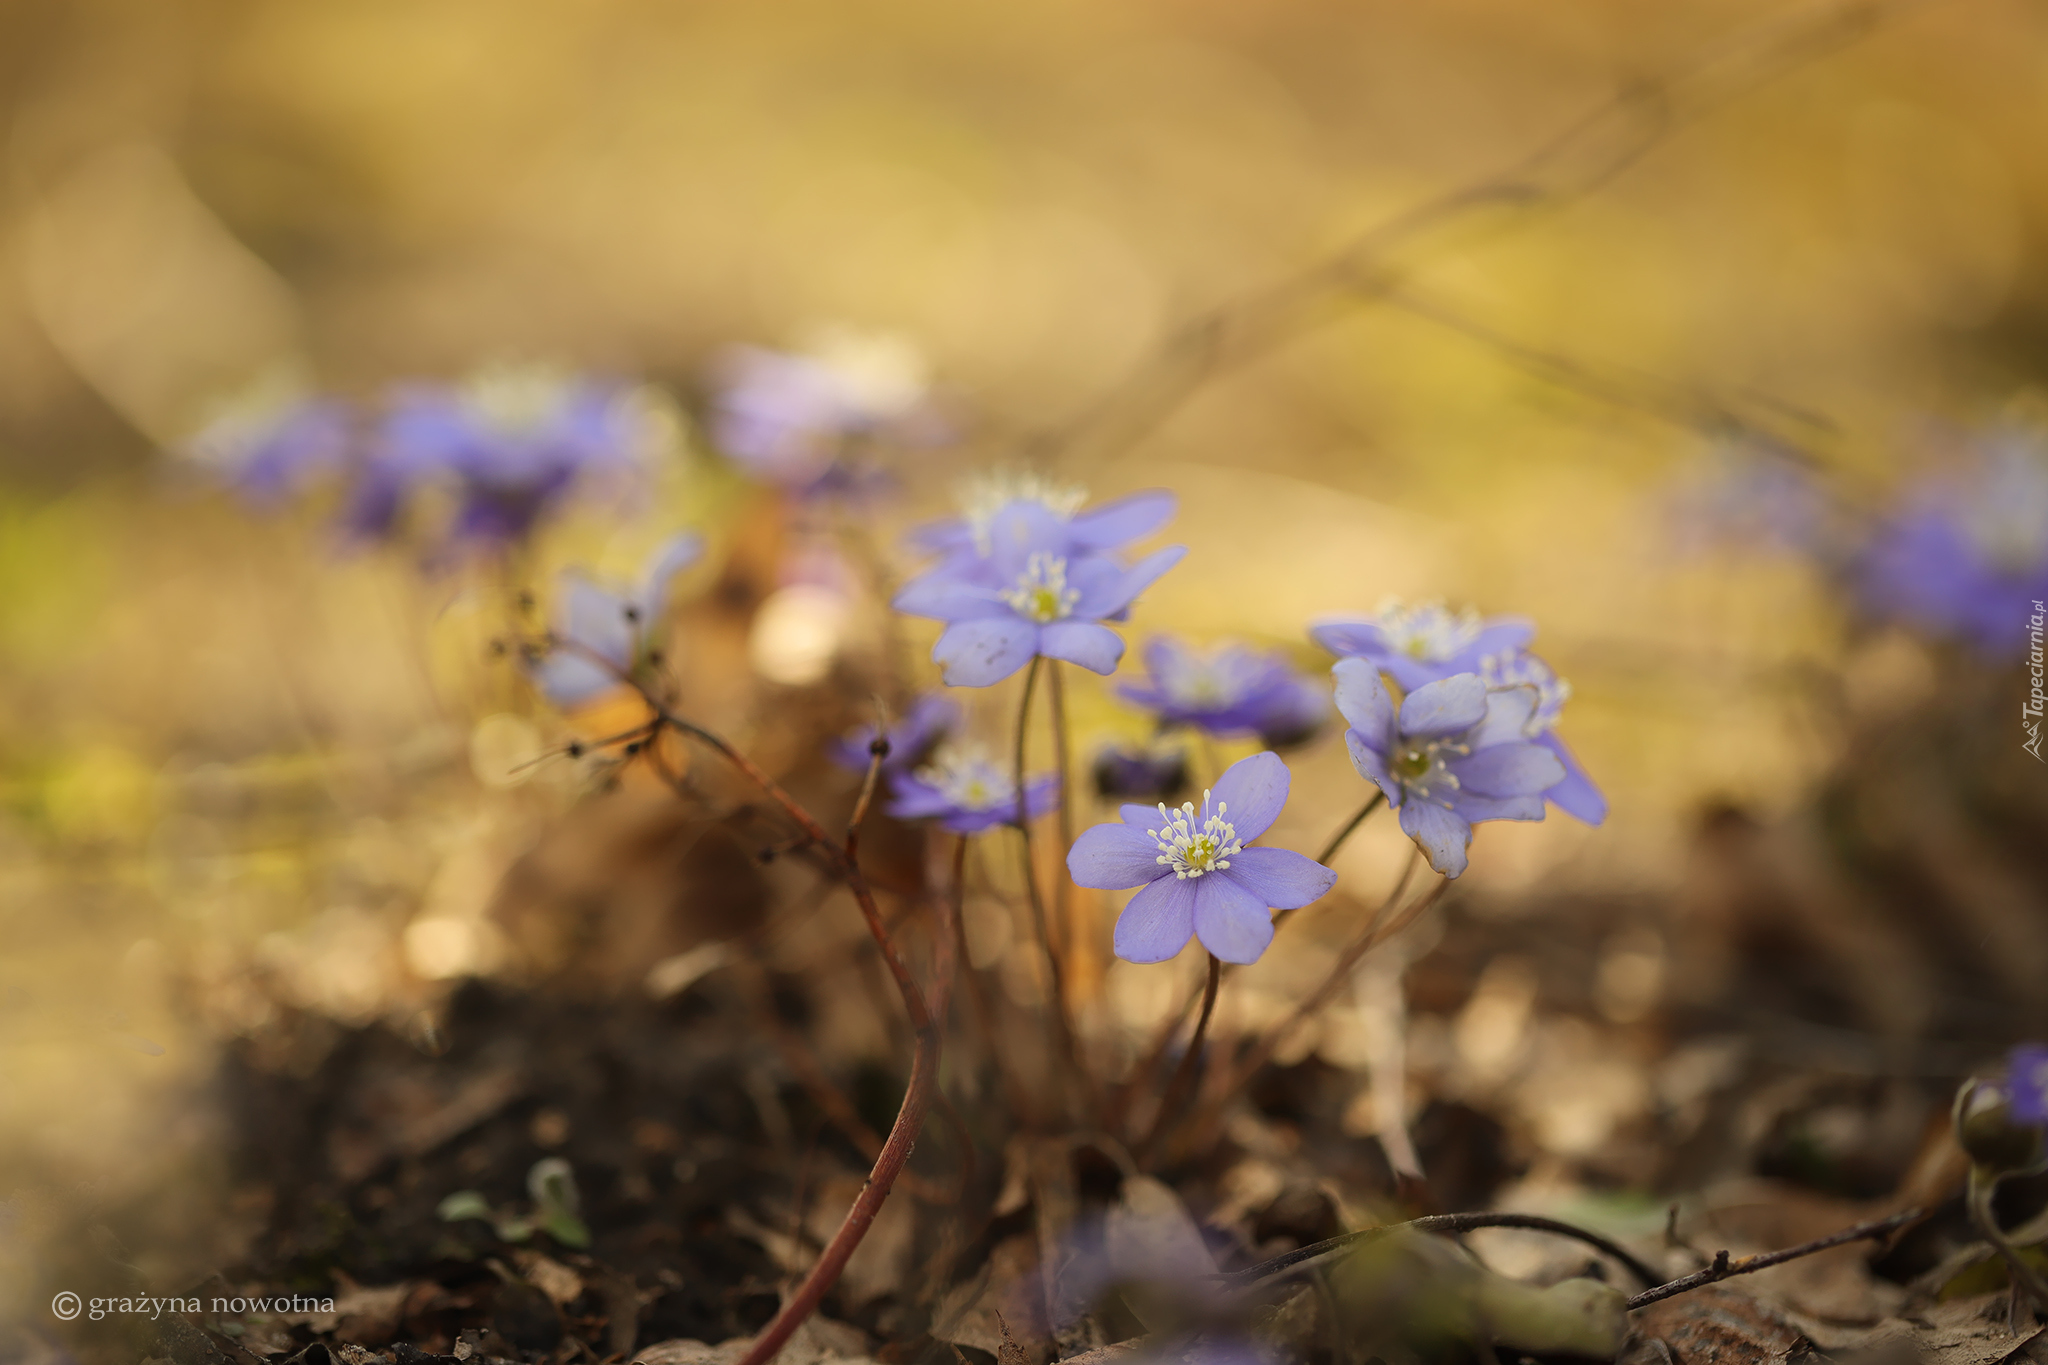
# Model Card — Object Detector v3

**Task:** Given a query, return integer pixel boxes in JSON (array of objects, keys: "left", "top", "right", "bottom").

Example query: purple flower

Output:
[
  {"left": 886, "top": 743, "right": 1057, "bottom": 835},
  {"left": 181, "top": 374, "right": 354, "bottom": 505},
  {"left": 1476, "top": 650, "right": 1606, "bottom": 826},
  {"left": 1118, "top": 636, "right": 1327, "bottom": 746},
  {"left": 2011, "top": 1043, "right": 2048, "bottom": 1127},
  {"left": 1311, "top": 600, "right": 1534, "bottom": 692},
  {"left": 1333, "top": 660, "right": 1566, "bottom": 879},
  {"left": 1855, "top": 434, "right": 2048, "bottom": 657},
  {"left": 710, "top": 326, "right": 940, "bottom": 492},
  {"left": 829, "top": 692, "right": 959, "bottom": 775},
  {"left": 907, "top": 475, "right": 1175, "bottom": 566},
  {"left": 1092, "top": 742, "right": 1190, "bottom": 801},
  {"left": 347, "top": 365, "right": 661, "bottom": 551},
  {"left": 1067, "top": 751, "right": 1337, "bottom": 965},
  {"left": 530, "top": 532, "right": 703, "bottom": 707},
  {"left": 893, "top": 499, "right": 1186, "bottom": 687}
]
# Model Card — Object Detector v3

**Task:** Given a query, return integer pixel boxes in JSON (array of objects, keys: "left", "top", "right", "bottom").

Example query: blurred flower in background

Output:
[
  {"left": 528, "top": 531, "right": 703, "bottom": 708},
  {"left": 1092, "top": 740, "right": 1190, "bottom": 801},
  {"left": 886, "top": 741, "right": 1057, "bottom": 834},
  {"left": 2009, "top": 1043, "right": 2048, "bottom": 1126},
  {"left": 346, "top": 363, "right": 671, "bottom": 558},
  {"left": 829, "top": 691, "right": 960, "bottom": 775},
  {"left": 179, "top": 370, "right": 354, "bottom": 506},
  {"left": 1313, "top": 601, "right": 1534, "bottom": 692},
  {"left": 709, "top": 323, "right": 940, "bottom": 495},
  {"left": 1663, "top": 438, "right": 1839, "bottom": 558},
  {"left": 1118, "top": 635, "right": 1327, "bottom": 747},
  {"left": 1855, "top": 425, "right": 2048, "bottom": 657}
]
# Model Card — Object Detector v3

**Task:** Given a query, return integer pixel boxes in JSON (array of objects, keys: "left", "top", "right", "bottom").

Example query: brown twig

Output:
[
  {"left": 1224, "top": 1211, "right": 1664, "bottom": 1289},
  {"left": 1314, "top": 792, "right": 1386, "bottom": 868},
  {"left": 1625, "top": 1208, "right": 1923, "bottom": 1309}
]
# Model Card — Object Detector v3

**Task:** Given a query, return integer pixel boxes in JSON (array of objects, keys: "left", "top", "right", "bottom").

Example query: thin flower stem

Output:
[
  {"left": 1012, "top": 655, "right": 1085, "bottom": 1109},
  {"left": 1111, "top": 798, "right": 1390, "bottom": 1133},
  {"left": 1133, "top": 954, "right": 1222, "bottom": 1166},
  {"left": 1046, "top": 661, "right": 1077, "bottom": 957},
  {"left": 1966, "top": 1168, "right": 2048, "bottom": 1323},
  {"left": 1184, "top": 864, "right": 1442, "bottom": 1143},
  {"left": 1315, "top": 792, "right": 1386, "bottom": 866},
  {"left": 1624, "top": 1207, "right": 1924, "bottom": 1310}
]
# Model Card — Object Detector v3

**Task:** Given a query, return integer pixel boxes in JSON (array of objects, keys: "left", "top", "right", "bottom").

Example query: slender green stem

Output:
[{"left": 1134, "top": 953, "right": 1222, "bottom": 1166}]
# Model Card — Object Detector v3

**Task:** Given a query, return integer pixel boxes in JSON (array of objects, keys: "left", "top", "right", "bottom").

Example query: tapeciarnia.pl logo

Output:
[{"left": 2026, "top": 599, "right": 2045, "bottom": 762}]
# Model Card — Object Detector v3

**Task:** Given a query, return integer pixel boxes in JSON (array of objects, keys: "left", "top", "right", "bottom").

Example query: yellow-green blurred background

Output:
[{"left": 1, "top": 0, "right": 2044, "bottom": 1323}]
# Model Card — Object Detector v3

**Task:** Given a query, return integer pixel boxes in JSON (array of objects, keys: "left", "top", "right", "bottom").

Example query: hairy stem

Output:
[
  {"left": 1134, "top": 953, "right": 1222, "bottom": 1166},
  {"left": 1012, "top": 655, "right": 1084, "bottom": 1111},
  {"left": 1186, "top": 865, "right": 1442, "bottom": 1141}
]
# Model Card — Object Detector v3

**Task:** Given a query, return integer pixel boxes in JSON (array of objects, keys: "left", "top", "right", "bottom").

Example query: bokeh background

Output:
[{"left": 2, "top": 0, "right": 2046, "bottom": 1348}]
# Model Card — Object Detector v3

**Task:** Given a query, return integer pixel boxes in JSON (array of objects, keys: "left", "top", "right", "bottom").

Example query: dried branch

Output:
[{"left": 1624, "top": 1207, "right": 1923, "bottom": 1309}]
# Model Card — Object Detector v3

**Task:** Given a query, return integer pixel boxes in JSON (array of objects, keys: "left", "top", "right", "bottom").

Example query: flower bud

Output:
[{"left": 1953, "top": 1079, "right": 2045, "bottom": 1174}]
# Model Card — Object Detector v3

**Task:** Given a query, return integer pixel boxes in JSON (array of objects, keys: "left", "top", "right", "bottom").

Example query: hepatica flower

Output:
[
  {"left": 1311, "top": 600, "right": 1533, "bottom": 691},
  {"left": 829, "top": 691, "right": 959, "bottom": 775},
  {"left": 1477, "top": 650, "right": 1606, "bottom": 825},
  {"left": 887, "top": 743, "right": 1057, "bottom": 835},
  {"left": 1068, "top": 751, "right": 1337, "bottom": 964},
  {"left": 1333, "top": 660, "right": 1565, "bottom": 879},
  {"left": 711, "top": 324, "right": 939, "bottom": 492},
  {"left": 531, "top": 532, "right": 703, "bottom": 708},
  {"left": 1118, "top": 635, "right": 1327, "bottom": 747},
  {"left": 1855, "top": 432, "right": 2048, "bottom": 657},
  {"left": 907, "top": 473, "right": 1175, "bottom": 565},
  {"left": 349, "top": 364, "right": 663, "bottom": 552},
  {"left": 1665, "top": 439, "right": 1837, "bottom": 558},
  {"left": 894, "top": 496, "right": 1186, "bottom": 686}
]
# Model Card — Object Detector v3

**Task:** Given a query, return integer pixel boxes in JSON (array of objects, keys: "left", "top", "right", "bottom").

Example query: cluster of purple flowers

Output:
[{"left": 187, "top": 364, "right": 669, "bottom": 561}]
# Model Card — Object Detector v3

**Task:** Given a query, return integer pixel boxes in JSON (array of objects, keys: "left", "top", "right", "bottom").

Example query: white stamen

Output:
[
  {"left": 1148, "top": 790, "right": 1243, "bottom": 879},
  {"left": 1373, "top": 598, "right": 1483, "bottom": 662},
  {"left": 1001, "top": 552, "right": 1079, "bottom": 623},
  {"left": 915, "top": 744, "right": 1015, "bottom": 813}
]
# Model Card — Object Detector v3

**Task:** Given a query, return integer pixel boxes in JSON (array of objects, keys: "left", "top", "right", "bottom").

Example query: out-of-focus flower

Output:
[
  {"left": 1068, "top": 751, "right": 1336, "bottom": 965},
  {"left": 907, "top": 473, "right": 1175, "bottom": 566},
  {"left": 1312, "top": 600, "right": 1533, "bottom": 692},
  {"left": 530, "top": 532, "right": 703, "bottom": 708},
  {"left": 348, "top": 364, "right": 664, "bottom": 552},
  {"left": 1092, "top": 742, "right": 1190, "bottom": 802},
  {"left": 181, "top": 373, "right": 354, "bottom": 504},
  {"left": 830, "top": 692, "right": 959, "bottom": 775},
  {"left": 886, "top": 742, "right": 1057, "bottom": 835},
  {"left": 710, "top": 324, "right": 938, "bottom": 492},
  {"left": 1118, "top": 636, "right": 1327, "bottom": 747},
  {"left": 1333, "top": 660, "right": 1565, "bottom": 878},
  {"left": 1855, "top": 432, "right": 2048, "bottom": 656},
  {"left": 894, "top": 499, "right": 1186, "bottom": 687},
  {"left": 1664, "top": 439, "right": 1837, "bottom": 557},
  {"left": 2010, "top": 1043, "right": 2048, "bottom": 1127},
  {"left": 1477, "top": 649, "right": 1606, "bottom": 826}
]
